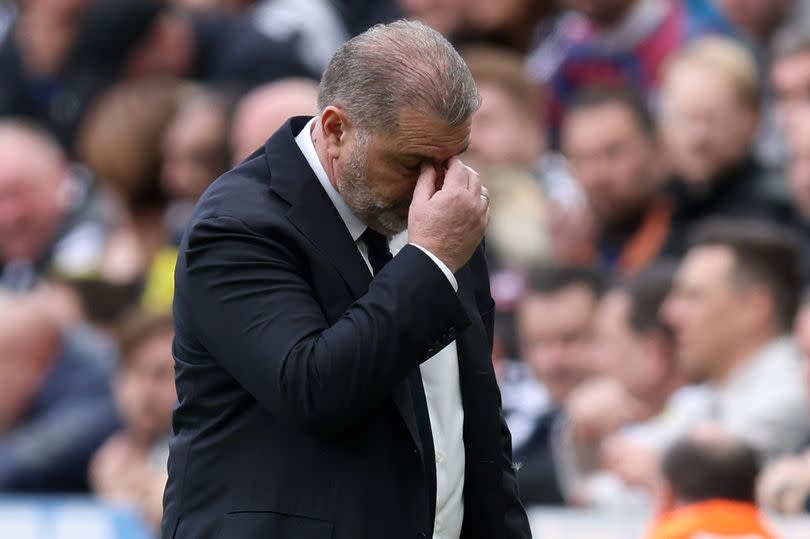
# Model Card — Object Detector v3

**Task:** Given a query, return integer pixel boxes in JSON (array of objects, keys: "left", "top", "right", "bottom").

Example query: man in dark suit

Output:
[{"left": 162, "top": 20, "right": 531, "bottom": 539}]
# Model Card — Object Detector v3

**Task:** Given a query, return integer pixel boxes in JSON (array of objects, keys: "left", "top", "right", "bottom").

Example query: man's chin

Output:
[{"left": 372, "top": 212, "right": 408, "bottom": 236}]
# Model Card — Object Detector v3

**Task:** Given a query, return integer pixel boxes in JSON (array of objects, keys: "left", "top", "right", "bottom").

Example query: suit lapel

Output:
[
  {"left": 263, "top": 117, "right": 424, "bottom": 453},
  {"left": 265, "top": 117, "right": 372, "bottom": 300}
]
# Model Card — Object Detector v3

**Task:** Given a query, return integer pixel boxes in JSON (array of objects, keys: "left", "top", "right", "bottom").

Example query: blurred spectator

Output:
[
  {"left": 162, "top": 85, "right": 230, "bottom": 238},
  {"left": 78, "top": 80, "right": 181, "bottom": 286},
  {"left": 564, "top": 264, "right": 711, "bottom": 507},
  {"left": 0, "top": 120, "right": 111, "bottom": 290},
  {"left": 784, "top": 106, "right": 810, "bottom": 268},
  {"left": 530, "top": 0, "right": 735, "bottom": 144},
  {"left": 462, "top": 46, "right": 546, "bottom": 170},
  {"left": 90, "top": 309, "right": 175, "bottom": 530},
  {"left": 8, "top": 0, "right": 314, "bottom": 152},
  {"left": 513, "top": 265, "right": 606, "bottom": 505},
  {"left": 756, "top": 294, "right": 810, "bottom": 515},
  {"left": 67, "top": 0, "right": 315, "bottom": 86},
  {"left": 252, "top": 0, "right": 349, "bottom": 74},
  {"left": 720, "top": 0, "right": 810, "bottom": 174},
  {"left": 0, "top": 291, "right": 121, "bottom": 491},
  {"left": 460, "top": 0, "right": 559, "bottom": 52},
  {"left": 484, "top": 167, "right": 551, "bottom": 272},
  {"left": 332, "top": 0, "right": 401, "bottom": 37},
  {"left": 645, "top": 426, "right": 778, "bottom": 539},
  {"left": 659, "top": 36, "right": 795, "bottom": 256},
  {"left": 562, "top": 87, "right": 671, "bottom": 276},
  {"left": 397, "top": 0, "right": 465, "bottom": 37},
  {"left": 461, "top": 45, "right": 582, "bottom": 214},
  {"left": 662, "top": 220, "right": 810, "bottom": 459},
  {"left": 230, "top": 78, "right": 319, "bottom": 165},
  {"left": 715, "top": 0, "right": 798, "bottom": 54},
  {"left": 772, "top": 21, "right": 810, "bottom": 140},
  {"left": 0, "top": 0, "right": 92, "bottom": 150}
]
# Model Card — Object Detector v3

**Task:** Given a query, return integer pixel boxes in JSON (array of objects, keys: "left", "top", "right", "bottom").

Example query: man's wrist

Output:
[{"left": 409, "top": 243, "right": 459, "bottom": 292}]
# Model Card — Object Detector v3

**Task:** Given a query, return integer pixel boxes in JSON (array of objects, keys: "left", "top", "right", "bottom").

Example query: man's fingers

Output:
[
  {"left": 479, "top": 185, "right": 490, "bottom": 206},
  {"left": 467, "top": 167, "right": 482, "bottom": 198},
  {"left": 442, "top": 157, "right": 469, "bottom": 189},
  {"left": 412, "top": 163, "right": 437, "bottom": 202}
]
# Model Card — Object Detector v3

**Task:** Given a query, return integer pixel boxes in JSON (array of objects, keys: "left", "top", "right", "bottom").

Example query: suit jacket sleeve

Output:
[
  {"left": 471, "top": 248, "right": 533, "bottom": 538},
  {"left": 180, "top": 215, "right": 470, "bottom": 433}
]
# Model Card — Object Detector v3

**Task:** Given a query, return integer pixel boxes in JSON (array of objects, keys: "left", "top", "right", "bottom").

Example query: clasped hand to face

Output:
[
  {"left": 322, "top": 106, "right": 489, "bottom": 272},
  {"left": 408, "top": 157, "right": 489, "bottom": 273}
]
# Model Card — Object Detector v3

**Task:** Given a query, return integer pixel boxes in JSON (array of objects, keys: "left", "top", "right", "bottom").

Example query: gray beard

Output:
[{"left": 339, "top": 143, "right": 408, "bottom": 236}]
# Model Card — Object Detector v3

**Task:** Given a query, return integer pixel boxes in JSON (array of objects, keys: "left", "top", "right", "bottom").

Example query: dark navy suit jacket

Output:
[{"left": 161, "top": 117, "right": 531, "bottom": 539}]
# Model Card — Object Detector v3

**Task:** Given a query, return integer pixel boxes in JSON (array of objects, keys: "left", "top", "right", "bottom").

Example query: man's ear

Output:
[{"left": 320, "top": 106, "right": 354, "bottom": 160}]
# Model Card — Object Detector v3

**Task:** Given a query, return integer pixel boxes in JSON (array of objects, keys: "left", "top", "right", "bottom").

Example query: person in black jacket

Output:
[
  {"left": 512, "top": 265, "right": 606, "bottom": 506},
  {"left": 658, "top": 36, "right": 797, "bottom": 257},
  {"left": 162, "top": 20, "right": 531, "bottom": 539}
]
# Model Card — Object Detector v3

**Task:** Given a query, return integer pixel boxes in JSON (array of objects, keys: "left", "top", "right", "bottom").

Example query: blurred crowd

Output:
[{"left": 4, "top": 0, "right": 810, "bottom": 536}]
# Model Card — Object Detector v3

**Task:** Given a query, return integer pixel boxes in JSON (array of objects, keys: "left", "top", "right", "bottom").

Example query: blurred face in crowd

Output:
[
  {"left": 117, "top": 328, "right": 176, "bottom": 444},
  {"left": 464, "top": 0, "right": 533, "bottom": 32},
  {"left": 772, "top": 50, "right": 810, "bottom": 133},
  {"left": 15, "top": 0, "right": 89, "bottom": 77},
  {"left": 0, "top": 299, "right": 59, "bottom": 434},
  {"left": 786, "top": 109, "right": 810, "bottom": 221},
  {"left": 565, "top": 0, "right": 638, "bottom": 27},
  {"left": 230, "top": 79, "right": 319, "bottom": 165},
  {"left": 563, "top": 102, "right": 659, "bottom": 225},
  {"left": 660, "top": 62, "right": 759, "bottom": 185},
  {"left": 0, "top": 129, "right": 69, "bottom": 263},
  {"left": 321, "top": 107, "right": 471, "bottom": 235},
  {"left": 593, "top": 290, "right": 668, "bottom": 402},
  {"left": 398, "top": 0, "right": 465, "bottom": 36},
  {"left": 662, "top": 246, "right": 765, "bottom": 383},
  {"left": 125, "top": 14, "right": 194, "bottom": 79},
  {"left": 718, "top": 0, "right": 794, "bottom": 40},
  {"left": 517, "top": 283, "right": 598, "bottom": 404},
  {"left": 162, "top": 98, "right": 228, "bottom": 202},
  {"left": 467, "top": 82, "right": 544, "bottom": 168}
]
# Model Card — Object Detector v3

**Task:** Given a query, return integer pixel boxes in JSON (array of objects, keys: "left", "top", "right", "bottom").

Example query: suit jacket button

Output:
[
  {"left": 426, "top": 347, "right": 435, "bottom": 356},
  {"left": 417, "top": 532, "right": 427, "bottom": 539}
]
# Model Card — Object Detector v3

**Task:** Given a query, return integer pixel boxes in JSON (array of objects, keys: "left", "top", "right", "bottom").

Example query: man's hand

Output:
[
  {"left": 566, "top": 377, "right": 647, "bottom": 449},
  {"left": 600, "top": 436, "right": 662, "bottom": 492},
  {"left": 408, "top": 157, "right": 489, "bottom": 273},
  {"left": 757, "top": 451, "right": 810, "bottom": 514}
]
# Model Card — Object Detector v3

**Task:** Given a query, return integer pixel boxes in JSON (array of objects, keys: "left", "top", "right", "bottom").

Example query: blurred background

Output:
[{"left": 3, "top": 0, "right": 810, "bottom": 537}]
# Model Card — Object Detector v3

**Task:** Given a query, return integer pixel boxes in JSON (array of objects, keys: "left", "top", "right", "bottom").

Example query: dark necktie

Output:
[
  {"left": 361, "top": 227, "right": 436, "bottom": 507},
  {"left": 361, "top": 228, "right": 393, "bottom": 274}
]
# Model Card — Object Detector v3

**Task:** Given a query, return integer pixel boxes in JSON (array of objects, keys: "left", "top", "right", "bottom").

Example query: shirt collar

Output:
[{"left": 294, "top": 117, "right": 366, "bottom": 242}]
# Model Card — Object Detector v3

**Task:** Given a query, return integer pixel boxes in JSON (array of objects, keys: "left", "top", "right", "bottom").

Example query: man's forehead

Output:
[
  {"left": 387, "top": 109, "right": 471, "bottom": 151},
  {"left": 681, "top": 245, "right": 736, "bottom": 281}
]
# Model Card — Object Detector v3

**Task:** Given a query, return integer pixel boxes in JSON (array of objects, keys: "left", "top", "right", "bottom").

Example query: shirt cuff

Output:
[{"left": 409, "top": 243, "right": 458, "bottom": 292}]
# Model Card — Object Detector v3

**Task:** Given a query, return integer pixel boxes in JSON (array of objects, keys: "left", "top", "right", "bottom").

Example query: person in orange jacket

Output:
[{"left": 645, "top": 425, "right": 780, "bottom": 539}]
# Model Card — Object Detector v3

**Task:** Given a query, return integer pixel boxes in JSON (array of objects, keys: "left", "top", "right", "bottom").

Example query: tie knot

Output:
[
  {"left": 361, "top": 228, "right": 388, "bottom": 250},
  {"left": 361, "top": 228, "right": 392, "bottom": 275}
]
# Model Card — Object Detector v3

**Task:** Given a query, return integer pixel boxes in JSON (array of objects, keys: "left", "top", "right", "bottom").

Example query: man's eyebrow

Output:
[
  {"left": 400, "top": 152, "right": 433, "bottom": 162},
  {"left": 401, "top": 143, "right": 470, "bottom": 162}
]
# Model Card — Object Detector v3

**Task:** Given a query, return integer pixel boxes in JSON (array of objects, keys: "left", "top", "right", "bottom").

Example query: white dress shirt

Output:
[{"left": 295, "top": 118, "right": 466, "bottom": 539}]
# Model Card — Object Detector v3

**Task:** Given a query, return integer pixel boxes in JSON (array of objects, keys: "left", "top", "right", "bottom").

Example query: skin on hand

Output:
[
  {"left": 757, "top": 451, "right": 810, "bottom": 514},
  {"left": 408, "top": 157, "right": 489, "bottom": 272}
]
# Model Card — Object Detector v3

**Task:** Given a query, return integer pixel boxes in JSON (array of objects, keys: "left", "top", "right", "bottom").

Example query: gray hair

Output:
[
  {"left": 773, "top": 20, "right": 810, "bottom": 59},
  {"left": 317, "top": 19, "right": 480, "bottom": 133}
]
